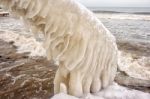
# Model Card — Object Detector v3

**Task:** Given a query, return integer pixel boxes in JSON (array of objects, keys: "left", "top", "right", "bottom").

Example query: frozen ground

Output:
[{"left": 0, "top": 12, "right": 150, "bottom": 98}]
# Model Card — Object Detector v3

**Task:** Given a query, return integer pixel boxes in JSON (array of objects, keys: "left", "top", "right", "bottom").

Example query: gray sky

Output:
[{"left": 77, "top": 0, "right": 150, "bottom": 7}]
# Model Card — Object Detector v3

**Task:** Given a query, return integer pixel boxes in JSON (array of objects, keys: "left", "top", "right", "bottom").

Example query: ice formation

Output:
[
  {"left": 0, "top": 0, "right": 118, "bottom": 97},
  {"left": 0, "top": 31, "right": 46, "bottom": 57}
]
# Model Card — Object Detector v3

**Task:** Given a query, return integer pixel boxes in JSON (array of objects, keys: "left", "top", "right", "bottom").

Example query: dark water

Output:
[{"left": 100, "top": 18, "right": 150, "bottom": 43}]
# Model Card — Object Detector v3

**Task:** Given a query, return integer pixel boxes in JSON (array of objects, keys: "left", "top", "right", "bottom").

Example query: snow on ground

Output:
[{"left": 52, "top": 83, "right": 150, "bottom": 99}]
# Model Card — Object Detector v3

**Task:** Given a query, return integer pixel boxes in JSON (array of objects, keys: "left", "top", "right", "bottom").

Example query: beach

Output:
[{"left": 0, "top": 9, "right": 150, "bottom": 98}]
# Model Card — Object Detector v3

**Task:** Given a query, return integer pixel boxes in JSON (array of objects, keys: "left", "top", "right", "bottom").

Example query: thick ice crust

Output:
[{"left": 0, "top": 0, "right": 118, "bottom": 97}]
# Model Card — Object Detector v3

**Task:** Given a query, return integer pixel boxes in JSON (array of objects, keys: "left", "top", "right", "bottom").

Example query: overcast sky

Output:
[{"left": 77, "top": 0, "right": 150, "bottom": 7}]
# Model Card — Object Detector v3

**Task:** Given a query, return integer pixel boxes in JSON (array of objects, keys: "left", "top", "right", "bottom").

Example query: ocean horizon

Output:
[{"left": 88, "top": 7, "right": 150, "bottom": 14}]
